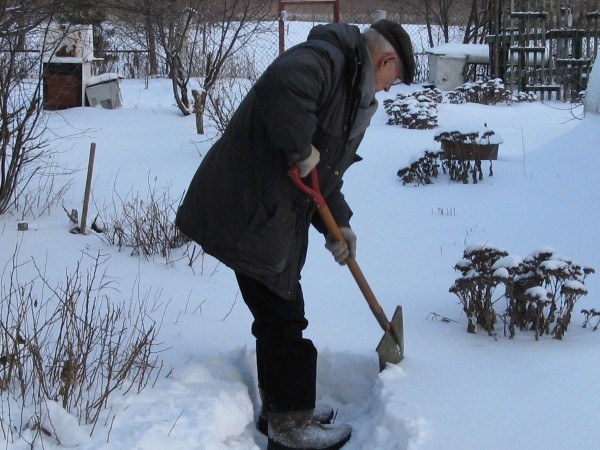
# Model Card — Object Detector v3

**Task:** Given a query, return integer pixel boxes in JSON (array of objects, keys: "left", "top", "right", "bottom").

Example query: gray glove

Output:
[
  {"left": 325, "top": 227, "right": 357, "bottom": 265},
  {"left": 296, "top": 145, "right": 320, "bottom": 177}
]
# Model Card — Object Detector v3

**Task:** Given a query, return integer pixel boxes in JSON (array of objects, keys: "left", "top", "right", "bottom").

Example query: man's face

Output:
[{"left": 374, "top": 53, "right": 405, "bottom": 93}]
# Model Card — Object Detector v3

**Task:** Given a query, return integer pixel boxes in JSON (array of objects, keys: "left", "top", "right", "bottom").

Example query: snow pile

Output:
[{"left": 585, "top": 60, "right": 600, "bottom": 114}]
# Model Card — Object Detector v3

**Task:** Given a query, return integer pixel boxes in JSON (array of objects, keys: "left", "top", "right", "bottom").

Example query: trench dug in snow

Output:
[
  {"left": 96, "top": 346, "right": 427, "bottom": 449},
  {"left": 226, "top": 346, "right": 426, "bottom": 449}
]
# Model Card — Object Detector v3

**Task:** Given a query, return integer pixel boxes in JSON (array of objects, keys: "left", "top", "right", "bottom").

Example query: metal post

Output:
[
  {"left": 278, "top": 0, "right": 285, "bottom": 55},
  {"left": 373, "top": 10, "right": 387, "bottom": 22},
  {"left": 278, "top": 0, "right": 340, "bottom": 55}
]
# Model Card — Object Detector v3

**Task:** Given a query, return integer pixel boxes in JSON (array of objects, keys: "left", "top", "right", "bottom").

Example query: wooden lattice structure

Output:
[{"left": 488, "top": 0, "right": 600, "bottom": 100}]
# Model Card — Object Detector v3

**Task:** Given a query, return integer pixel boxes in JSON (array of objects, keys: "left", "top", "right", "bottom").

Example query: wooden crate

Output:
[{"left": 441, "top": 141, "right": 499, "bottom": 160}]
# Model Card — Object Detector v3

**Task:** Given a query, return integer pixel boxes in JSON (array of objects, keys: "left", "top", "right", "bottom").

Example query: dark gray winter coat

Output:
[{"left": 176, "top": 23, "right": 373, "bottom": 300}]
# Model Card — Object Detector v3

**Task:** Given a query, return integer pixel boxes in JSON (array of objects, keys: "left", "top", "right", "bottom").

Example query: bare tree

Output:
[
  {"left": 463, "top": 0, "right": 489, "bottom": 44},
  {"left": 0, "top": 1, "right": 58, "bottom": 215},
  {"left": 90, "top": 0, "right": 160, "bottom": 79},
  {"left": 191, "top": 0, "right": 272, "bottom": 133},
  {"left": 106, "top": 0, "right": 207, "bottom": 115},
  {"left": 0, "top": 1, "right": 93, "bottom": 217},
  {"left": 158, "top": 0, "right": 203, "bottom": 115},
  {"left": 130, "top": 0, "right": 271, "bottom": 126},
  {"left": 142, "top": 0, "right": 158, "bottom": 75},
  {"left": 426, "top": 0, "right": 453, "bottom": 46},
  {"left": 402, "top": 0, "right": 487, "bottom": 46}
]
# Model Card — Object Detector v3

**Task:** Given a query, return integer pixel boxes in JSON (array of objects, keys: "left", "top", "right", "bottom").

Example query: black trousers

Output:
[{"left": 235, "top": 272, "right": 317, "bottom": 413}]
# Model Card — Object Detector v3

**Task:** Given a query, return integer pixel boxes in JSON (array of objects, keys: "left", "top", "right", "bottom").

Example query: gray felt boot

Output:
[
  {"left": 257, "top": 388, "right": 334, "bottom": 436},
  {"left": 267, "top": 409, "right": 351, "bottom": 450},
  {"left": 258, "top": 403, "right": 335, "bottom": 436}
]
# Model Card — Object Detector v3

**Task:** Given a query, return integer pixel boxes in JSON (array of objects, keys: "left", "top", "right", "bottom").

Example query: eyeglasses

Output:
[{"left": 392, "top": 58, "right": 404, "bottom": 86}]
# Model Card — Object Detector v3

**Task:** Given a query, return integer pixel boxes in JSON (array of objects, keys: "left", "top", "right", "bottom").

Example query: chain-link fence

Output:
[
  {"left": 272, "top": 1, "right": 478, "bottom": 83},
  {"left": 93, "top": 1, "right": 477, "bottom": 83}
]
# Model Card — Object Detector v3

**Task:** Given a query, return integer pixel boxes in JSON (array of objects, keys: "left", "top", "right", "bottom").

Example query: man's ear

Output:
[
  {"left": 374, "top": 53, "right": 389, "bottom": 71},
  {"left": 377, "top": 53, "right": 396, "bottom": 70}
]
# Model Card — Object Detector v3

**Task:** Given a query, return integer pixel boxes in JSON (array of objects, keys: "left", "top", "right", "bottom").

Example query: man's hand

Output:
[
  {"left": 296, "top": 145, "right": 320, "bottom": 178},
  {"left": 325, "top": 227, "right": 357, "bottom": 265}
]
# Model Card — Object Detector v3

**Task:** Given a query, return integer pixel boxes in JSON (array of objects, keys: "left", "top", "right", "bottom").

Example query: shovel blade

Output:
[{"left": 376, "top": 305, "right": 404, "bottom": 372}]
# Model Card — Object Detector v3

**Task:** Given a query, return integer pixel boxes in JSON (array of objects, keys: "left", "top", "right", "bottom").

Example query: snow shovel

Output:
[{"left": 288, "top": 166, "right": 404, "bottom": 371}]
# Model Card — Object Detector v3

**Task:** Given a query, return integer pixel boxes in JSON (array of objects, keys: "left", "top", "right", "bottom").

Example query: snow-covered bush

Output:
[
  {"left": 511, "top": 90, "right": 538, "bottom": 103},
  {"left": 397, "top": 150, "right": 490, "bottom": 186},
  {"left": 434, "top": 126, "right": 502, "bottom": 147},
  {"left": 383, "top": 88, "right": 441, "bottom": 129},
  {"left": 397, "top": 125, "right": 502, "bottom": 186},
  {"left": 446, "top": 78, "right": 536, "bottom": 105},
  {"left": 450, "top": 244, "right": 508, "bottom": 335},
  {"left": 446, "top": 78, "right": 510, "bottom": 104},
  {"left": 450, "top": 245, "right": 595, "bottom": 339},
  {"left": 396, "top": 150, "right": 443, "bottom": 185},
  {"left": 504, "top": 248, "right": 595, "bottom": 339}
]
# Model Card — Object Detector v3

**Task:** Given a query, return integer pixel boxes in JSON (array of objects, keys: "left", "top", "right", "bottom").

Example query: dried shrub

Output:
[
  {"left": 581, "top": 308, "right": 600, "bottom": 331},
  {"left": 450, "top": 244, "right": 508, "bottom": 335},
  {"left": 97, "top": 178, "right": 188, "bottom": 261},
  {"left": 443, "top": 159, "right": 486, "bottom": 184},
  {"left": 503, "top": 249, "right": 595, "bottom": 340},
  {"left": 383, "top": 88, "right": 442, "bottom": 129},
  {"left": 397, "top": 150, "right": 443, "bottom": 185},
  {"left": 204, "top": 78, "right": 252, "bottom": 136},
  {"left": 0, "top": 248, "right": 164, "bottom": 443},
  {"left": 398, "top": 126, "right": 500, "bottom": 186},
  {"left": 450, "top": 244, "right": 595, "bottom": 340},
  {"left": 397, "top": 150, "right": 490, "bottom": 186},
  {"left": 434, "top": 127, "right": 501, "bottom": 184}
]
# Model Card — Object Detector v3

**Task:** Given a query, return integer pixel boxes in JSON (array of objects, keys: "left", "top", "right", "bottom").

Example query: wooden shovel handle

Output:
[{"left": 288, "top": 167, "right": 391, "bottom": 332}]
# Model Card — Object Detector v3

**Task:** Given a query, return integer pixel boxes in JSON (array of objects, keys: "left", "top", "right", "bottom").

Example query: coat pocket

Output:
[{"left": 236, "top": 202, "right": 297, "bottom": 274}]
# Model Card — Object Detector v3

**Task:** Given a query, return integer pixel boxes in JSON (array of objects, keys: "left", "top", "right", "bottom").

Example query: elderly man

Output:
[{"left": 176, "top": 19, "right": 414, "bottom": 450}]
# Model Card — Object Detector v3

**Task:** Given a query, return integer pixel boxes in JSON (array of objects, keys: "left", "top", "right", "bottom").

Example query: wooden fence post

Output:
[{"left": 79, "top": 142, "right": 96, "bottom": 234}]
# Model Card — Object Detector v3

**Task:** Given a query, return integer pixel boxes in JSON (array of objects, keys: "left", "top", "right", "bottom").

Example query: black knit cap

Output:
[{"left": 370, "top": 19, "right": 415, "bottom": 85}]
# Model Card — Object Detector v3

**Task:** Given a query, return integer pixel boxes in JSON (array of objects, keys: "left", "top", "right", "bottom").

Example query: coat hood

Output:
[{"left": 306, "top": 23, "right": 363, "bottom": 62}]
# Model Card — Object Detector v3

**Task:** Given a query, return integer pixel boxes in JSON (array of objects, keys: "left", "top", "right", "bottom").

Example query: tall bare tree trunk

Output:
[
  {"left": 192, "top": 89, "right": 206, "bottom": 134},
  {"left": 144, "top": 2, "right": 158, "bottom": 75}
]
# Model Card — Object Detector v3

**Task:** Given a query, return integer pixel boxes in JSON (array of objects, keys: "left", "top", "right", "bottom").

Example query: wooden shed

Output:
[{"left": 42, "top": 24, "right": 98, "bottom": 110}]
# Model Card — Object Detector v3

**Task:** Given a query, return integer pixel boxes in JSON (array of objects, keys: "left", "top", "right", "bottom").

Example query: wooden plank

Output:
[
  {"left": 511, "top": 11, "right": 548, "bottom": 18},
  {"left": 279, "top": 0, "right": 337, "bottom": 4}
]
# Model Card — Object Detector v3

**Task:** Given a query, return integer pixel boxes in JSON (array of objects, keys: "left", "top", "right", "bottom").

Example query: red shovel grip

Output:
[{"left": 287, "top": 166, "right": 325, "bottom": 207}]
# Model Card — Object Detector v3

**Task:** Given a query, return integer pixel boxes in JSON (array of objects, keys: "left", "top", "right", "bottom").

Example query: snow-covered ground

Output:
[{"left": 1, "top": 74, "right": 599, "bottom": 450}]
